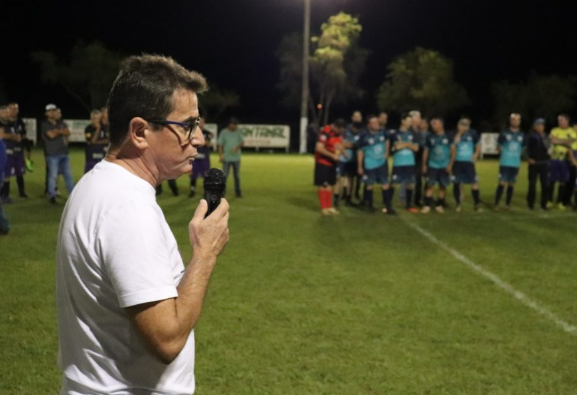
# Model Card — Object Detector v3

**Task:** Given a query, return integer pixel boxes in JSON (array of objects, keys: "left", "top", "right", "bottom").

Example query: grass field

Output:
[{"left": 1, "top": 148, "right": 577, "bottom": 394}]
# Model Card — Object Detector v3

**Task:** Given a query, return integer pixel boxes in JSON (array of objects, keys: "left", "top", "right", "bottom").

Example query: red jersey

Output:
[{"left": 315, "top": 125, "right": 343, "bottom": 167}]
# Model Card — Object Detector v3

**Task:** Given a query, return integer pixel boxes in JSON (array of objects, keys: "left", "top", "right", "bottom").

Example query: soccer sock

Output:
[
  {"left": 381, "top": 189, "right": 389, "bottom": 208},
  {"left": 191, "top": 177, "right": 197, "bottom": 190},
  {"left": 472, "top": 189, "right": 481, "bottom": 206},
  {"left": 557, "top": 185, "right": 566, "bottom": 204},
  {"left": 495, "top": 185, "right": 504, "bottom": 205},
  {"left": 424, "top": 196, "right": 432, "bottom": 207},
  {"left": 318, "top": 190, "right": 325, "bottom": 209},
  {"left": 453, "top": 184, "right": 461, "bottom": 205},
  {"left": 437, "top": 197, "right": 446, "bottom": 207},
  {"left": 1, "top": 181, "right": 9, "bottom": 198},
  {"left": 388, "top": 187, "right": 395, "bottom": 208},
  {"left": 323, "top": 190, "right": 333, "bottom": 208},
  {"left": 365, "top": 189, "right": 374, "bottom": 207},
  {"left": 16, "top": 176, "right": 25, "bottom": 196},
  {"left": 506, "top": 186, "right": 514, "bottom": 206},
  {"left": 406, "top": 189, "right": 413, "bottom": 209}
]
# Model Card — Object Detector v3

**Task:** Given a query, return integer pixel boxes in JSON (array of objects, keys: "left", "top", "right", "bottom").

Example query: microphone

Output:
[{"left": 203, "top": 168, "right": 226, "bottom": 218}]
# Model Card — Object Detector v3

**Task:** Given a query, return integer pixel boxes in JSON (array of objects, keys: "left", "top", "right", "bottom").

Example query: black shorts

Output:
[
  {"left": 426, "top": 168, "right": 450, "bottom": 187},
  {"left": 391, "top": 165, "right": 416, "bottom": 184},
  {"left": 314, "top": 162, "right": 337, "bottom": 187},
  {"left": 452, "top": 161, "right": 478, "bottom": 184},
  {"left": 338, "top": 161, "right": 357, "bottom": 177}
]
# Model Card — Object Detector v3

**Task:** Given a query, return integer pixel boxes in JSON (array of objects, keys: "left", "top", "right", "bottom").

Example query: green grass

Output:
[{"left": 1, "top": 148, "right": 577, "bottom": 394}]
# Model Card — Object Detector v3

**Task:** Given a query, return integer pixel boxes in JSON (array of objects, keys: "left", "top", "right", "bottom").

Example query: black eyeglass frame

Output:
[{"left": 146, "top": 117, "right": 202, "bottom": 145}]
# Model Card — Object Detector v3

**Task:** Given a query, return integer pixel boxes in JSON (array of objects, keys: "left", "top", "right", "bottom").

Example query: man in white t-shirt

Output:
[{"left": 56, "top": 55, "right": 230, "bottom": 395}]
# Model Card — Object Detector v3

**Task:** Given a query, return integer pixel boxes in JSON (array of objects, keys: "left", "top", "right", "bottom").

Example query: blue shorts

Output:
[
  {"left": 550, "top": 160, "right": 569, "bottom": 183},
  {"left": 392, "top": 165, "right": 416, "bottom": 184},
  {"left": 499, "top": 166, "right": 519, "bottom": 183},
  {"left": 363, "top": 163, "right": 389, "bottom": 185},
  {"left": 452, "top": 161, "right": 478, "bottom": 184},
  {"left": 3, "top": 152, "right": 25, "bottom": 178},
  {"left": 426, "top": 168, "right": 450, "bottom": 187},
  {"left": 338, "top": 161, "right": 357, "bottom": 177}
]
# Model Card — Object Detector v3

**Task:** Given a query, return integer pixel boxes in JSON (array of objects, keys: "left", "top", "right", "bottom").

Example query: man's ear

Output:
[{"left": 128, "top": 117, "right": 150, "bottom": 150}]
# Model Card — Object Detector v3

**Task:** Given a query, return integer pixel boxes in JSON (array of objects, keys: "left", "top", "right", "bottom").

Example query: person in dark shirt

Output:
[
  {"left": 42, "top": 104, "right": 74, "bottom": 204},
  {"left": 0, "top": 104, "right": 27, "bottom": 202},
  {"left": 189, "top": 118, "right": 212, "bottom": 198},
  {"left": 526, "top": 118, "right": 551, "bottom": 210},
  {"left": 0, "top": 133, "right": 10, "bottom": 234},
  {"left": 84, "top": 109, "right": 109, "bottom": 173}
]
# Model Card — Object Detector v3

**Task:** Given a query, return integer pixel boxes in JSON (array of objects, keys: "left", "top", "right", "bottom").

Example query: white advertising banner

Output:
[
  {"left": 64, "top": 119, "right": 91, "bottom": 142},
  {"left": 22, "top": 118, "right": 37, "bottom": 144},
  {"left": 481, "top": 133, "right": 499, "bottom": 158},
  {"left": 211, "top": 124, "right": 290, "bottom": 152}
]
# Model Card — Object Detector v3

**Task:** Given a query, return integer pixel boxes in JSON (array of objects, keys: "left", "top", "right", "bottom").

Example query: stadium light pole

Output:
[{"left": 299, "top": 0, "right": 311, "bottom": 154}]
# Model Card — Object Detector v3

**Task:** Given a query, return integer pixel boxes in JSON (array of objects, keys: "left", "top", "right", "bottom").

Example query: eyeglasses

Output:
[{"left": 147, "top": 116, "right": 201, "bottom": 146}]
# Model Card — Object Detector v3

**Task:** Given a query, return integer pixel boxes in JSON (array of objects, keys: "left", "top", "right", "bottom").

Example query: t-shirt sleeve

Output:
[
  {"left": 497, "top": 132, "right": 506, "bottom": 145},
  {"left": 217, "top": 131, "right": 224, "bottom": 145},
  {"left": 424, "top": 135, "right": 432, "bottom": 150},
  {"left": 473, "top": 131, "right": 480, "bottom": 145},
  {"left": 98, "top": 203, "right": 179, "bottom": 308}
]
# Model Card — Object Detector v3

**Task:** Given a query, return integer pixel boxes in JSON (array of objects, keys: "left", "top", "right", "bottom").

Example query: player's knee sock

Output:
[
  {"left": 424, "top": 196, "right": 432, "bottom": 207},
  {"left": 324, "top": 190, "right": 333, "bottom": 208},
  {"left": 1, "top": 181, "right": 9, "bottom": 198},
  {"left": 16, "top": 176, "right": 25, "bottom": 196},
  {"left": 191, "top": 177, "right": 197, "bottom": 190},
  {"left": 506, "top": 186, "right": 514, "bottom": 206},
  {"left": 365, "top": 189, "right": 374, "bottom": 207},
  {"left": 557, "top": 185, "right": 566, "bottom": 204},
  {"left": 382, "top": 189, "right": 390, "bottom": 209},
  {"left": 453, "top": 184, "right": 461, "bottom": 205},
  {"left": 472, "top": 189, "right": 480, "bottom": 206},
  {"left": 318, "top": 190, "right": 325, "bottom": 209},
  {"left": 406, "top": 189, "right": 413, "bottom": 209},
  {"left": 495, "top": 185, "right": 504, "bottom": 205},
  {"left": 388, "top": 187, "right": 395, "bottom": 208},
  {"left": 437, "top": 197, "right": 446, "bottom": 207}
]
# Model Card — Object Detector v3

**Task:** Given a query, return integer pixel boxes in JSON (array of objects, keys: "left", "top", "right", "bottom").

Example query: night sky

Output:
[{"left": 3, "top": 0, "right": 577, "bottom": 132}]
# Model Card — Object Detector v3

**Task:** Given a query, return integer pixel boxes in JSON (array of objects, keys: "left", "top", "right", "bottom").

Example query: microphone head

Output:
[{"left": 203, "top": 168, "right": 226, "bottom": 192}]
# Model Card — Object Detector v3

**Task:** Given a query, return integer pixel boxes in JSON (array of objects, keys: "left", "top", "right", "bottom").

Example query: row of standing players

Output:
[
  {"left": 314, "top": 111, "right": 577, "bottom": 216},
  {"left": 0, "top": 104, "right": 245, "bottom": 206}
]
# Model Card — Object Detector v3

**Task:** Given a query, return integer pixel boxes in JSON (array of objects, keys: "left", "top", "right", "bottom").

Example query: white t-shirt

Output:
[{"left": 56, "top": 160, "right": 195, "bottom": 395}]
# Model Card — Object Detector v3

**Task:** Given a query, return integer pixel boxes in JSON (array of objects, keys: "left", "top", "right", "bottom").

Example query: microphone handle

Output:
[{"left": 204, "top": 190, "right": 222, "bottom": 218}]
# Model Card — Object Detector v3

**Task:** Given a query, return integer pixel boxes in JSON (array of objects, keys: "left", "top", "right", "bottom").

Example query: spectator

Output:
[
  {"left": 0, "top": 129, "right": 9, "bottom": 235},
  {"left": 41, "top": 104, "right": 74, "bottom": 204},
  {"left": 9, "top": 102, "right": 34, "bottom": 173},
  {"left": 218, "top": 117, "right": 244, "bottom": 197},
  {"left": 189, "top": 117, "right": 213, "bottom": 198},
  {"left": 84, "top": 109, "right": 109, "bottom": 173},
  {"left": 526, "top": 118, "right": 550, "bottom": 210}
]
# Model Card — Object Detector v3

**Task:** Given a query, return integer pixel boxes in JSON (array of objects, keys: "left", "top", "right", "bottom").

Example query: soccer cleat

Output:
[
  {"left": 557, "top": 203, "right": 566, "bottom": 211},
  {"left": 321, "top": 208, "right": 332, "bottom": 216},
  {"left": 455, "top": 205, "right": 462, "bottom": 213},
  {"left": 0, "top": 228, "right": 9, "bottom": 236},
  {"left": 435, "top": 205, "right": 445, "bottom": 214},
  {"left": 407, "top": 207, "right": 419, "bottom": 214},
  {"left": 474, "top": 204, "right": 483, "bottom": 213},
  {"left": 421, "top": 206, "right": 431, "bottom": 214},
  {"left": 25, "top": 159, "right": 35, "bottom": 172},
  {"left": 386, "top": 208, "right": 397, "bottom": 215},
  {"left": 19, "top": 193, "right": 28, "bottom": 199},
  {"left": 1, "top": 197, "right": 14, "bottom": 204},
  {"left": 327, "top": 207, "right": 340, "bottom": 215},
  {"left": 49, "top": 197, "right": 57, "bottom": 204}
]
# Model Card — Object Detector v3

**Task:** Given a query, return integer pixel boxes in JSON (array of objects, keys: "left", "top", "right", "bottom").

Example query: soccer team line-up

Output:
[{"left": 313, "top": 111, "right": 577, "bottom": 216}]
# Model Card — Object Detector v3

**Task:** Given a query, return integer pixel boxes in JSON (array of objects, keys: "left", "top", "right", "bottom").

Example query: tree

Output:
[
  {"left": 492, "top": 73, "right": 577, "bottom": 125},
  {"left": 198, "top": 86, "right": 240, "bottom": 122},
  {"left": 31, "top": 42, "right": 123, "bottom": 111},
  {"left": 376, "top": 47, "right": 469, "bottom": 117},
  {"left": 276, "top": 12, "right": 369, "bottom": 126}
]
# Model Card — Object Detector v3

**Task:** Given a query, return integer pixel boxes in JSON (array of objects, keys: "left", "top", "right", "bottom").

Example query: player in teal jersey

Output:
[
  {"left": 449, "top": 117, "right": 482, "bottom": 212},
  {"left": 421, "top": 117, "right": 452, "bottom": 214},
  {"left": 494, "top": 113, "right": 526, "bottom": 210},
  {"left": 337, "top": 112, "right": 362, "bottom": 207},
  {"left": 357, "top": 115, "right": 394, "bottom": 214},
  {"left": 391, "top": 113, "right": 420, "bottom": 213}
]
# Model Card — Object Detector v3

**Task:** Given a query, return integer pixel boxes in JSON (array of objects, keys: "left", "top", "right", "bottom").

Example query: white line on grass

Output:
[{"left": 402, "top": 218, "right": 577, "bottom": 336}]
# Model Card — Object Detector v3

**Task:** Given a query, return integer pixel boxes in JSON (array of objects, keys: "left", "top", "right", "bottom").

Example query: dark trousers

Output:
[
  {"left": 527, "top": 162, "right": 549, "bottom": 209},
  {"left": 414, "top": 164, "right": 423, "bottom": 206},
  {"left": 224, "top": 161, "right": 241, "bottom": 195},
  {"left": 565, "top": 163, "right": 576, "bottom": 206}
]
